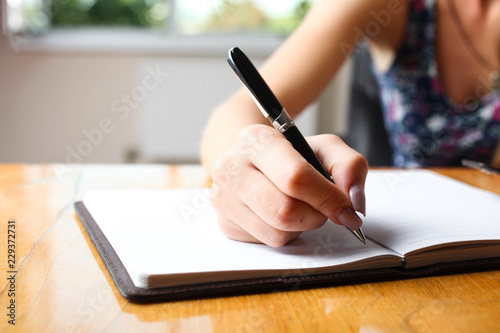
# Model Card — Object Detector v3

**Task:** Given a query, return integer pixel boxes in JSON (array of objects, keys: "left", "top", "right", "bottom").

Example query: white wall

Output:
[
  {"left": 0, "top": 38, "right": 142, "bottom": 163},
  {"left": 137, "top": 56, "right": 321, "bottom": 163}
]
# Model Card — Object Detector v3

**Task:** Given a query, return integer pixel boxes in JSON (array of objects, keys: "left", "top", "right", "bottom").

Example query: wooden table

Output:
[{"left": 1, "top": 164, "right": 499, "bottom": 332}]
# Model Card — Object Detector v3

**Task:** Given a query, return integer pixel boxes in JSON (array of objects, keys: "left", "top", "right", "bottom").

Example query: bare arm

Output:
[
  {"left": 201, "top": 0, "right": 406, "bottom": 173},
  {"left": 200, "top": 0, "right": 407, "bottom": 246}
]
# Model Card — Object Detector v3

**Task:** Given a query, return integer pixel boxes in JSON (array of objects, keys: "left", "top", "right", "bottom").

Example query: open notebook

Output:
[{"left": 75, "top": 170, "right": 500, "bottom": 302}]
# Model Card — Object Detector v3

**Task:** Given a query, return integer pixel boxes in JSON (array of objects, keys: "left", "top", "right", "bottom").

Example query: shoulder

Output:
[
  {"left": 257, "top": 0, "right": 410, "bottom": 116},
  {"left": 305, "top": 0, "right": 408, "bottom": 30},
  {"left": 303, "top": 0, "right": 409, "bottom": 52}
]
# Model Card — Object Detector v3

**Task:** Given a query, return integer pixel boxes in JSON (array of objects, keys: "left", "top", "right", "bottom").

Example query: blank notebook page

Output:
[
  {"left": 82, "top": 170, "right": 500, "bottom": 288},
  {"left": 82, "top": 188, "right": 398, "bottom": 288},
  {"left": 362, "top": 170, "right": 500, "bottom": 255}
]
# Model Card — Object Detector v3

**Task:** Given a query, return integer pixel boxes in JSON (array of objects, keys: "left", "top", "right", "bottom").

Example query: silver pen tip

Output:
[{"left": 350, "top": 228, "right": 366, "bottom": 245}]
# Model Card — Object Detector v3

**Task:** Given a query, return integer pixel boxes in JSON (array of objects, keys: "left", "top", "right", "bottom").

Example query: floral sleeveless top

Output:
[{"left": 371, "top": 0, "right": 500, "bottom": 167}]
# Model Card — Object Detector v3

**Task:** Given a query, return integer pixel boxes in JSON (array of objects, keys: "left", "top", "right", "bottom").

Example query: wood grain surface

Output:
[{"left": 1, "top": 164, "right": 499, "bottom": 332}]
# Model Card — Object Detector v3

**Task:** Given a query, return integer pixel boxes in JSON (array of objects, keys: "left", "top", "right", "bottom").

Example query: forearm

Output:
[{"left": 200, "top": 0, "right": 400, "bottom": 176}]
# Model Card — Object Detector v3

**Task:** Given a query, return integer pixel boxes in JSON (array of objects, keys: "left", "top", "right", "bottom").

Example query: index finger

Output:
[{"left": 250, "top": 134, "right": 363, "bottom": 231}]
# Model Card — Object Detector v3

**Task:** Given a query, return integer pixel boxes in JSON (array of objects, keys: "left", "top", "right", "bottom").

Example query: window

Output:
[
  {"left": 5, "top": 0, "right": 315, "bottom": 36},
  {"left": 50, "top": 0, "right": 168, "bottom": 28},
  {"left": 175, "top": 0, "right": 314, "bottom": 35},
  {"left": 5, "top": 0, "right": 50, "bottom": 34}
]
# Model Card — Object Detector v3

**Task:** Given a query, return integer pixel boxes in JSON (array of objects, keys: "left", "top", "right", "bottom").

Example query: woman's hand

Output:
[{"left": 210, "top": 124, "right": 368, "bottom": 247}]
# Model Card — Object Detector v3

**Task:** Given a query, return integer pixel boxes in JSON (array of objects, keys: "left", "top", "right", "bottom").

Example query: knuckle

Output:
[
  {"left": 322, "top": 134, "right": 368, "bottom": 170},
  {"left": 317, "top": 133, "right": 344, "bottom": 145},
  {"left": 327, "top": 133, "right": 343, "bottom": 143},
  {"left": 349, "top": 153, "right": 369, "bottom": 171},
  {"left": 263, "top": 230, "right": 299, "bottom": 248},
  {"left": 282, "top": 162, "right": 311, "bottom": 195},
  {"left": 238, "top": 126, "right": 276, "bottom": 157},
  {"left": 274, "top": 202, "right": 301, "bottom": 230},
  {"left": 240, "top": 123, "right": 263, "bottom": 137},
  {"left": 240, "top": 124, "right": 274, "bottom": 138}
]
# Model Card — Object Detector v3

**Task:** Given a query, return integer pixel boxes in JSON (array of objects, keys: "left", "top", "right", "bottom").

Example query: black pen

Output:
[{"left": 227, "top": 47, "right": 366, "bottom": 245}]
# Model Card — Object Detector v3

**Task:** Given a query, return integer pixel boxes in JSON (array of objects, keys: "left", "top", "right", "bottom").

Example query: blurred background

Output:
[{"left": 0, "top": 0, "right": 352, "bottom": 164}]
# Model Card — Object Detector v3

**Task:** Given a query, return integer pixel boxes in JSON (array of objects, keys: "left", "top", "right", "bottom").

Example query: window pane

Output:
[
  {"left": 5, "top": 0, "right": 50, "bottom": 34},
  {"left": 51, "top": 0, "right": 169, "bottom": 27},
  {"left": 175, "top": 0, "right": 315, "bottom": 35},
  {"left": 4, "top": 0, "right": 316, "bottom": 36}
]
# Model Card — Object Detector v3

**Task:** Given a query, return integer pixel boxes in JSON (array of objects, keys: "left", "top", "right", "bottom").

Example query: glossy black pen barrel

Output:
[
  {"left": 226, "top": 46, "right": 366, "bottom": 245},
  {"left": 282, "top": 125, "right": 332, "bottom": 181}
]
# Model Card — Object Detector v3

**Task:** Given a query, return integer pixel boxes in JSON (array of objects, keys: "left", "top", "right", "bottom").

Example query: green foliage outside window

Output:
[
  {"left": 201, "top": 0, "right": 313, "bottom": 34},
  {"left": 51, "top": 0, "right": 168, "bottom": 27},
  {"left": 51, "top": 0, "right": 314, "bottom": 34}
]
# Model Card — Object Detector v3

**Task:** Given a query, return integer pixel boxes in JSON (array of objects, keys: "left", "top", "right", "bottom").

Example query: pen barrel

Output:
[{"left": 282, "top": 126, "right": 332, "bottom": 182}]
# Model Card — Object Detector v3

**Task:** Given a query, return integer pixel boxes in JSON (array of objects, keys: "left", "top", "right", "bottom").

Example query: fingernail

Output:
[
  {"left": 337, "top": 206, "right": 363, "bottom": 231},
  {"left": 349, "top": 184, "right": 366, "bottom": 216}
]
